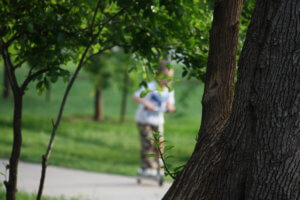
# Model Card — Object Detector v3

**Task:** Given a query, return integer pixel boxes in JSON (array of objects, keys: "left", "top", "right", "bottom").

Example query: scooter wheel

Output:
[
  {"left": 137, "top": 178, "right": 141, "bottom": 184},
  {"left": 158, "top": 176, "right": 164, "bottom": 186}
]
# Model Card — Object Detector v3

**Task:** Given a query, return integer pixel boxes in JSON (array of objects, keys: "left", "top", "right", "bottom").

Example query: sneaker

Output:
[
  {"left": 158, "top": 168, "right": 164, "bottom": 176},
  {"left": 137, "top": 168, "right": 143, "bottom": 175},
  {"left": 159, "top": 158, "right": 164, "bottom": 167},
  {"left": 143, "top": 168, "right": 157, "bottom": 176}
]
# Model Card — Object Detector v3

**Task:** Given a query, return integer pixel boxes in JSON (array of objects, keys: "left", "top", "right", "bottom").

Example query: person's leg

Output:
[
  {"left": 137, "top": 123, "right": 158, "bottom": 170},
  {"left": 153, "top": 124, "right": 164, "bottom": 169}
]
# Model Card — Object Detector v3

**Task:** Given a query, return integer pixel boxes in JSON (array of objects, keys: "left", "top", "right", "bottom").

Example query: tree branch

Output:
[
  {"left": 153, "top": 134, "right": 176, "bottom": 179},
  {"left": 81, "top": 8, "right": 127, "bottom": 65},
  {"left": 36, "top": 2, "right": 122, "bottom": 200},
  {"left": 83, "top": 45, "right": 115, "bottom": 66},
  {"left": 90, "top": 0, "right": 101, "bottom": 33},
  {"left": 15, "top": 59, "right": 26, "bottom": 68},
  {"left": 6, "top": 32, "right": 22, "bottom": 47},
  {"left": 96, "top": 7, "right": 126, "bottom": 35},
  {"left": 21, "top": 68, "right": 51, "bottom": 92},
  {"left": 0, "top": 38, "right": 20, "bottom": 94}
]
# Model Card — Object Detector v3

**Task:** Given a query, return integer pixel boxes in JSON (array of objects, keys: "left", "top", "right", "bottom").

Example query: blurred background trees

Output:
[{"left": 0, "top": 0, "right": 212, "bottom": 199}]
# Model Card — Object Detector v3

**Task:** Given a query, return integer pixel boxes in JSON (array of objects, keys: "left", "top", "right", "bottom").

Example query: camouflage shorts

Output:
[{"left": 137, "top": 123, "right": 164, "bottom": 169}]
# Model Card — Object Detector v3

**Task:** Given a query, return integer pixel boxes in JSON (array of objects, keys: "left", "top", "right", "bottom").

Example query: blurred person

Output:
[{"left": 133, "top": 59, "right": 176, "bottom": 177}]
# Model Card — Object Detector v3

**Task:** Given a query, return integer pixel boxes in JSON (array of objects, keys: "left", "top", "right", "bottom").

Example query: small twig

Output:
[
  {"left": 92, "top": 7, "right": 127, "bottom": 31},
  {"left": 0, "top": 38, "right": 20, "bottom": 93},
  {"left": 98, "top": 7, "right": 126, "bottom": 33},
  {"left": 152, "top": 134, "right": 176, "bottom": 179},
  {"left": 51, "top": 119, "right": 55, "bottom": 128},
  {"left": 81, "top": 8, "right": 127, "bottom": 65},
  {"left": 15, "top": 60, "right": 26, "bottom": 68},
  {"left": 90, "top": 0, "right": 101, "bottom": 34},
  {"left": 36, "top": 3, "right": 127, "bottom": 200},
  {"left": 5, "top": 32, "right": 22, "bottom": 47},
  {"left": 83, "top": 45, "right": 115, "bottom": 66}
]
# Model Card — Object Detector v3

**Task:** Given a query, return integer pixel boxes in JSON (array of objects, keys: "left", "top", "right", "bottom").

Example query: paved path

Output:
[{"left": 0, "top": 159, "right": 171, "bottom": 200}]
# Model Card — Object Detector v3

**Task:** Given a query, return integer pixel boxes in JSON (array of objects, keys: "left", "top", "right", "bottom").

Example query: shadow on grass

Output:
[
  {"left": 0, "top": 115, "right": 133, "bottom": 134},
  {"left": 0, "top": 119, "right": 11, "bottom": 129},
  {"left": 63, "top": 114, "right": 135, "bottom": 124},
  {"left": 0, "top": 115, "right": 139, "bottom": 157}
]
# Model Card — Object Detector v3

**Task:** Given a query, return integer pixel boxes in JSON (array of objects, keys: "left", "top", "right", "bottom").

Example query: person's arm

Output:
[
  {"left": 166, "top": 90, "right": 176, "bottom": 113},
  {"left": 133, "top": 96, "right": 155, "bottom": 111},
  {"left": 133, "top": 85, "right": 155, "bottom": 111},
  {"left": 166, "top": 102, "right": 176, "bottom": 113}
]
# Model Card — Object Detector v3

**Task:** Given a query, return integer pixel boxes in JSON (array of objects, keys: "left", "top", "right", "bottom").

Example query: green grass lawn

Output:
[
  {"left": 0, "top": 65, "right": 203, "bottom": 177},
  {"left": 0, "top": 184, "right": 78, "bottom": 200}
]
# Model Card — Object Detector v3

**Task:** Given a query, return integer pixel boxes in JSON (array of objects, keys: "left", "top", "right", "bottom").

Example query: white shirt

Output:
[{"left": 134, "top": 81, "right": 175, "bottom": 126}]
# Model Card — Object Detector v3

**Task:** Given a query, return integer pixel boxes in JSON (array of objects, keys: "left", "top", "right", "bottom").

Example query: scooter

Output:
[{"left": 137, "top": 157, "right": 164, "bottom": 186}]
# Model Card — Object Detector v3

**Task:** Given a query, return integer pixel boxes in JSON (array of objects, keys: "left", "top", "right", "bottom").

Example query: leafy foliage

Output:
[
  {"left": 85, "top": 53, "right": 113, "bottom": 90},
  {"left": 85, "top": 48, "right": 138, "bottom": 91},
  {"left": 1, "top": 0, "right": 215, "bottom": 91},
  {"left": 238, "top": 0, "right": 255, "bottom": 56}
]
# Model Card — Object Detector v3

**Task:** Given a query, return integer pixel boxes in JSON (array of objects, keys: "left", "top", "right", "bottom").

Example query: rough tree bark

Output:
[
  {"left": 199, "top": 0, "right": 242, "bottom": 138},
  {"left": 94, "top": 85, "right": 104, "bottom": 121},
  {"left": 120, "top": 69, "right": 129, "bottom": 123},
  {"left": 164, "top": 0, "right": 243, "bottom": 198},
  {"left": 164, "top": 0, "right": 300, "bottom": 199}
]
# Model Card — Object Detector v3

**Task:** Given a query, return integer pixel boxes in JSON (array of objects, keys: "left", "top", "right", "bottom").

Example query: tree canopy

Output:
[{"left": 0, "top": 0, "right": 213, "bottom": 89}]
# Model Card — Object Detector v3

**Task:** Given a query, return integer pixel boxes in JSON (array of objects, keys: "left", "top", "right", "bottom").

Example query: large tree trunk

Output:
[
  {"left": 164, "top": 0, "right": 243, "bottom": 198},
  {"left": 198, "top": 0, "right": 242, "bottom": 138},
  {"left": 94, "top": 85, "right": 103, "bottom": 121},
  {"left": 3, "top": 65, "right": 10, "bottom": 98},
  {"left": 164, "top": 0, "right": 300, "bottom": 199},
  {"left": 119, "top": 69, "right": 129, "bottom": 123}
]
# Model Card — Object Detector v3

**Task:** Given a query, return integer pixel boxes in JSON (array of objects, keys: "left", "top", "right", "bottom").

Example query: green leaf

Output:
[
  {"left": 57, "top": 32, "right": 65, "bottom": 44},
  {"left": 167, "top": 84, "right": 173, "bottom": 91},
  {"left": 174, "top": 165, "right": 185, "bottom": 171},
  {"left": 140, "top": 89, "right": 149, "bottom": 98},
  {"left": 139, "top": 80, "right": 148, "bottom": 89},
  {"left": 147, "top": 153, "right": 157, "bottom": 158},
  {"left": 63, "top": 76, "right": 69, "bottom": 83},
  {"left": 44, "top": 78, "right": 50, "bottom": 90},
  {"left": 27, "top": 23, "right": 34, "bottom": 33},
  {"left": 154, "top": 140, "right": 160, "bottom": 147},
  {"left": 165, "top": 155, "right": 174, "bottom": 159},
  {"left": 182, "top": 70, "right": 188, "bottom": 77},
  {"left": 165, "top": 145, "right": 174, "bottom": 151},
  {"left": 50, "top": 76, "right": 58, "bottom": 83}
]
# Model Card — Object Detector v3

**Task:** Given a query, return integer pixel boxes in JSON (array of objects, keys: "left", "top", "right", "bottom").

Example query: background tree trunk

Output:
[
  {"left": 94, "top": 85, "right": 103, "bottom": 121},
  {"left": 119, "top": 69, "right": 129, "bottom": 123},
  {"left": 163, "top": 0, "right": 244, "bottom": 199},
  {"left": 164, "top": 0, "right": 300, "bottom": 199},
  {"left": 5, "top": 93, "right": 22, "bottom": 200},
  {"left": 3, "top": 65, "right": 10, "bottom": 99},
  {"left": 1, "top": 40, "right": 23, "bottom": 200}
]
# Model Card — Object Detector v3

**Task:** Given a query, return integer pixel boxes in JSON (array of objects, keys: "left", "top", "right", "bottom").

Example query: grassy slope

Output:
[{"left": 0, "top": 65, "right": 203, "bottom": 177}]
